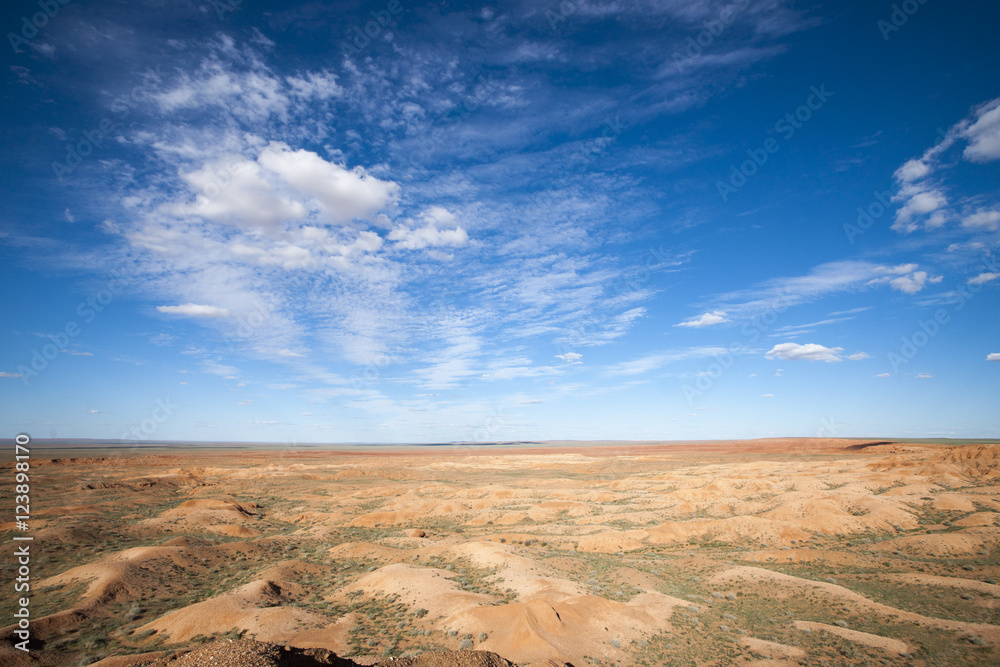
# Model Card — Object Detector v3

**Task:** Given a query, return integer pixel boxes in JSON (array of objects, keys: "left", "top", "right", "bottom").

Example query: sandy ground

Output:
[{"left": 1, "top": 438, "right": 999, "bottom": 666}]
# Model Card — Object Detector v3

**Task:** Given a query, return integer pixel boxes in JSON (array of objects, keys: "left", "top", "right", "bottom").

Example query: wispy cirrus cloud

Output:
[{"left": 603, "top": 347, "right": 729, "bottom": 377}]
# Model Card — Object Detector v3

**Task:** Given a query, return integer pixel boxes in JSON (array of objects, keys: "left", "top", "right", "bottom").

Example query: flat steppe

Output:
[{"left": 2, "top": 438, "right": 1000, "bottom": 666}]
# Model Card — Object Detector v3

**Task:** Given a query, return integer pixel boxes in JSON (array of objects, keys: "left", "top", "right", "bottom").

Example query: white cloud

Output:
[
  {"left": 969, "top": 272, "right": 1000, "bottom": 286},
  {"left": 157, "top": 303, "right": 231, "bottom": 318},
  {"left": 847, "top": 352, "right": 870, "bottom": 361},
  {"left": 766, "top": 343, "right": 844, "bottom": 363},
  {"left": 869, "top": 265, "right": 943, "bottom": 294},
  {"left": 237, "top": 400, "right": 253, "bottom": 405},
  {"left": 555, "top": 352, "right": 583, "bottom": 363},
  {"left": 890, "top": 95, "right": 1000, "bottom": 233},
  {"left": 604, "top": 347, "right": 729, "bottom": 376},
  {"left": 257, "top": 142, "right": 399, "bottom": 224},
  {"left": 712, "top": 261, "right": 889, "bottom": 320},
  {"left": 285, "top": 71, "right": 342, "bottom": 100},
  {"left": 674, "top": 310, "right": 729, "bottom": 328},
  {"left": 987, "top": 353, "right": 1000, "bottom": 362},
  {"left": 173, "top": 157, "right": 307, "bottom": 234},
  {"left": 889, "top": 271, "right": 943, "bottom": 294},
  {"left": 761, "top": 393, "right": 773, "bottom": 398},
  {"left": 892, "top": 189, "right": 948, "bottom": 232},
  {"left": 961, "top": 97, "right": 1000, "bottom": 163},
  {"left": 0, "top": 372, "right": 22, "bottom": 378},
  {"left": 916, "top": 373, "right": 933, "bottom": 379},
  {"left": 962, "top": 210, "right": 1000, "bottom": 231},
  {"left": 388, "top": 207, "right": 469, "bottom": 250},
  {"left": 876, "top": 373, "right": 890, "bottom": 378},
  {"left": 895, "top": 158, "right": 930, "bottom": 182}
]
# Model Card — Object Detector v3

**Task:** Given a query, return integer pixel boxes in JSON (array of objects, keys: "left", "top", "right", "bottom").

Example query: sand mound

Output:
[
  {"left": 210, "top": 524, "right": 262, "bottom": 537},
  {"left": 880, "top": 573, "right": 1000, "bottom": 596},
  {"left": 38, "top": 544, "right": 200, "bottom": 608},
  {"left": 327, "top": 541, "right": 413, "bottom": 563},
  {"left": 445, "top": 592, "right": 684, "bottom": 665},
  {"left": 793, "top": 620, "right": 912, "bottom": 654},
  {"left": 872, "top": 531, "right": 998, "bottom": 557},
  {"left": 954, "top": 512, "right": 1000, "bottom": 527},
  {"left": 647, "top": 517, "right": 811, "bottom": 546},
  {"left": 712, "top": 566, "right": 1000, "bottom": 645},
  {"left": 136, "top": 579, "right": 328, "bottom": 644},
  {"left": 738, "top": 636, "right": 806, "bottom": 659},
  {"left": 338, "top": 564, "right": 493, "bottom": 616},
  {"left": 761, "top": 494, "right": 918, "bottom": 534},
  {"left": 167, "top": 498, "right": 259, "bottom": 516},
  {"left": 575, "top": 532, "right": 647, "bottom": 553}
]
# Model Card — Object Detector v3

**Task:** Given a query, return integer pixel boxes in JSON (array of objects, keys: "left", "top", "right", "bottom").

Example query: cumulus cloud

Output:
[
  {"left": 961, "top": 97, "right": 1000, "bottom": 163},
  {"left": 674, "top": 310, "right": 729, "bottom": 328},
  {"left": 765, "top": 343, "right": 844, "bottom": 363},
  {"left": 157, "top": 303, "right": 231, "bottom": 318},
  {"left": 257, "top": 142, "right": 399, "bottom": 224},
  {"left": 987, "top": 353, "right": 1000, "bottom": 362},
  {"left": 962, "top": 210, "right": 1000, "bottom": 231},
  {"left": 847, "top": 352, "right": 870, "bottom": 361},
  {"left": 869, "top": 264, "right": 943, "bottom": 294},
  {"left": 555, "top": 352, "right": 583, "bottom": 363},
  {"left": 891, "top": 95, "right": 1000, "bottom": 233},
  {"left": 969, "top": 272, "right": 1000, "bottom": 286}
]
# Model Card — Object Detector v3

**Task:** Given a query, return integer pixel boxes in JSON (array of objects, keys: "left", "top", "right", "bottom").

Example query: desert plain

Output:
[{"left": 2, "top": 438, "right": 1000, "bottom": 666}]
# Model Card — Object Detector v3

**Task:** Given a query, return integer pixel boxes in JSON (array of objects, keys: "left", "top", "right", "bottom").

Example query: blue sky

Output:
[{"left": 1, "top": 0, "right": 998, "bottom": 443}]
